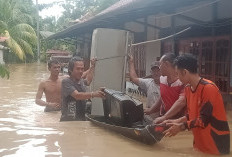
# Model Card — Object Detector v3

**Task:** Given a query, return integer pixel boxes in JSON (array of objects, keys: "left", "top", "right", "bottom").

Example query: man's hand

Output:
[
  {"left": 90, "top": 58, "right": 96, "bottom": 67},
  {"left": 144, "top": 108, "right": 152, "bottom": 115},
  {"left": 163, "top": 123, "right": 184, "bottom": 137},
  {"left": 128, "top": 54, "right": 134, "bottom": 64},
  {"left": 47, "top": 102, "right": 61, "bottom": 109},
  {"left": 93, "top": 89, "right": 105, "bottom": 98},
  {"left": 159, "top": 119, "right": 177, "bottom": 126},
  {"left": 153, "top": 115, "right": 166, "bottom": 124}
]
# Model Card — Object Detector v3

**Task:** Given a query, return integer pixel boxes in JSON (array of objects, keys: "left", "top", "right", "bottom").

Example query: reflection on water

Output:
[{"left": 0, "top": 63, "right": 231, "bottom": 157}]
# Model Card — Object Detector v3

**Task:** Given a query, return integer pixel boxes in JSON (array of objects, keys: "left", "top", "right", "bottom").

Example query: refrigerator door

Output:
[{"left": 90, "top": 28, "right": 131, "bottom": 115}]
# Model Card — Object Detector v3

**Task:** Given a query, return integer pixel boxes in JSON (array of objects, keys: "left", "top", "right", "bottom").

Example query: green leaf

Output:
[
  {"left": 6, "top": 37, "right": 25, "bottom": 60},
  {"left": 0, "top": 64, "right": 10, "bottom": 79}
]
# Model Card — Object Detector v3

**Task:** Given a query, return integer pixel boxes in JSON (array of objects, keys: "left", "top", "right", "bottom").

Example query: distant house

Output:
[
  {"left": 46, "top": 49, "right": 72, "bottom": 63},
  {"left": 47, "top": 0, "right": 232, "bottom": 101}
]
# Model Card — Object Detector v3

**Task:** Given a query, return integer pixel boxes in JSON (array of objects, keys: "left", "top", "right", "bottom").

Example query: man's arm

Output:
[
  {"left": 128, "top": 55, "right": 139, "bottom": 86},
  {"left": 144, "top": 96, "right": 162, "bottom": 114},
  {"left": 154, "top": 95, "right": 186, "bottom": 124},
  {"left": 85, "top": 66, "right": 95, "bottom": 86},
  {"left": 82, "top": 58, "right": 96, "bottom": 86},
  {"left": 163, "top": 116, "right": 187, "bottom": 137},
  {"left": 82, "top": 69, "right": 89, "bottom": 79},
  {"left": 71, "top": 89, "right": 105, "bottom": 100},
  {"left": 163, "top": 100, "right": 213, "bottom": 137},
  {"left": 35, "top": 82, "right": 47, "bottom": 106}
]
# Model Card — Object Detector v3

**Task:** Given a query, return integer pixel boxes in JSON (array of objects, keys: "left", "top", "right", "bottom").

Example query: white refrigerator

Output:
[{"left": 90, "top": 28, "right": 132, "bottom": 115}]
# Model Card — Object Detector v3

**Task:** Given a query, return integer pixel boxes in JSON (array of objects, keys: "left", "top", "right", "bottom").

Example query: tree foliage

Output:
[
  {"left": 0, "top": 0, "right": 37, "bottom": 61},
  {"left": 39, "top": 0, "right": 120, "bottom": 61},
  {"left": 0, "top": 0, "right": 37, "bottom": 78},
  {"left": 40, "top": 0, "right": 120, "bottom": 32},
  {"left": 0, "top": 64, "right": 9, "bottom": 79}
]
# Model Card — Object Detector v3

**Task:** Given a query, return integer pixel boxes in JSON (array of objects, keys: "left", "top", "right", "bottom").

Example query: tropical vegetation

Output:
[
  {"left": 0, "top": 0, "right": 120, "bottom": 78},
  {"left": 0, "top": 0, "right": 37, "bottom": 60},
  {"left": 0, "top": 0, "right": 37, "bottom": 78}
]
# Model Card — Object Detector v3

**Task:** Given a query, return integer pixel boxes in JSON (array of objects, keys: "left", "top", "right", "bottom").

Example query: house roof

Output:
[
  {"left": 47, "top": 0, "right": 204, "bottom": 40},
  {"left": 46, "top": 49, "right": 71, "bottom": 56},
  {"left": 0, "top": 36, "right": 8, "bottom": 42},
  {"left": 40, "top": 31, "right": 54, "bottom": 39}
]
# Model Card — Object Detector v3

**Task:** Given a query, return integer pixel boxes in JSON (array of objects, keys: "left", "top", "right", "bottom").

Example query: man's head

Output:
[
  {"left": 48, "top": 60, "right": 61, "bottom": 76},
  {"left": 150, "top": 61, "right": 161, "bottom": 84},
  {"left": 174, "top": 53, "right": 198, "bottom": 84},
  {"left": 159, "top": 53, "right": 176, "bottom": 76},
  {"left": 68, "top": 57, "right": 84, "bottom": 80}
]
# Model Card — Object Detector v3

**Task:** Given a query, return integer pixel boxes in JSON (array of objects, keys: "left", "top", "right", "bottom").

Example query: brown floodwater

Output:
[{"left": 0, "top": 63, "right": 231, "bottom": 157}]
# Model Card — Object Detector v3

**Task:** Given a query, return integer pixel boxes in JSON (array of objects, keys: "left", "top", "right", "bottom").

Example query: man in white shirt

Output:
[{"left": 128, "top": 55, "right": 160, "bottom": 122}]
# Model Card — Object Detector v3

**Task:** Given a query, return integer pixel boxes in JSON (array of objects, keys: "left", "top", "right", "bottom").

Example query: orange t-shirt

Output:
[{"left": 184, "top": 78, "right": 230, "bottom": 155}]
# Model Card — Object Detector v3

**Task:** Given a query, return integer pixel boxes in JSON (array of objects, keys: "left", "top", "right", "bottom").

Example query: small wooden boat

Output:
[{"left": 86, "top": 114, "right": 166, "bottom": 145}]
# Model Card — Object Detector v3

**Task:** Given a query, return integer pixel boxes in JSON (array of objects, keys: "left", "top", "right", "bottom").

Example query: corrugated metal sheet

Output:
[{"left": 47, "top": 0, "right": 205, "bottom": 40}]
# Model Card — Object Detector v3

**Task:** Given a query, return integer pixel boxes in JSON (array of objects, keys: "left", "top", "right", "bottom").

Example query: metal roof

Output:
[{"left": 47, "top": 0, "right": 205, "bottom": 40}]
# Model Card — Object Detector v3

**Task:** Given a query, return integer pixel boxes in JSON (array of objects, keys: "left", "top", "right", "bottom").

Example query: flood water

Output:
[{"left": 0, "top": 63, "right": 231, "bottom": 157}]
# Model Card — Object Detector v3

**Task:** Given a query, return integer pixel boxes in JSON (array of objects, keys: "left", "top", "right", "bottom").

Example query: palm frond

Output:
[
  {"left": 16, "top": 38, "right": 34, "bottom": 56},
  {"left": 0, "top": 20, "right": 7, "bottom": 34},
  {"left": 6, "top": 37, "right": 25, "bottom": 60},
  {"left": 12, "top": 31, "right": 37, "bottom": 46},
  {"left": 10, "top": 23, "right": 36, "bottom": 35},
  {"left": 9, "top": 24, "right": 37, "bottom": 46},
  {"left": 0, "top": 64, "right": 10, "bottom": 79}
]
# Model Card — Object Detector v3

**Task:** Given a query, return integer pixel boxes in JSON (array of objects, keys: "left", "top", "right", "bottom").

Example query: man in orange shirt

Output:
[{"left": 163, "top": 53, "right": 230, "bottom": 155}]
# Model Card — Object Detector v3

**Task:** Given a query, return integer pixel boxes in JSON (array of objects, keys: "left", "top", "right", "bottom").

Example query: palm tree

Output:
[
  {"left": 0, "top": 0, "right": 37, "bottom": 60},
  {"left": 0, "top": 0, "right": 37, "bottom": 79}
]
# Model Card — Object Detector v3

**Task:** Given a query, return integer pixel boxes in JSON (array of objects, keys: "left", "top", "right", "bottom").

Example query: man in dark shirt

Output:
[{"left": 60, "top": 57, "right": 105, "bottom": 121}]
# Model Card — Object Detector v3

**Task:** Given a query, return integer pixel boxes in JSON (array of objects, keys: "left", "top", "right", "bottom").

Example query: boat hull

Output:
[{"left": 86, "top": 114, "right": 165, "bottom": 145}]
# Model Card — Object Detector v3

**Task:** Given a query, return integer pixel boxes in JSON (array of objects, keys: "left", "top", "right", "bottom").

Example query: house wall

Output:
[
  {"left": 124, "top": 19, "right": 161, "bottom": 76},
  {"left": 152, "top": 0, "right": 232, "bottom": 95},
  {"left": 146, "top": 16, "right": 161, "bottom": 74},
  {"left": 76, "top": 0, "right": 232, "bottom": 79}
]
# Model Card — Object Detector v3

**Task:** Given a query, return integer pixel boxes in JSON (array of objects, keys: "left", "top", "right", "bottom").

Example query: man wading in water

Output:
[
  {"left": 35, "top": 59, "right": 96, "bottom": 112},
  {"left": 60, "top": 57, "right": 105, "bottom": 121},
  {"left": 163, "top": 54, "right": 230, "bottom": 155},
  {"left": 35, "top": 60, "right": 63, "bottom": 112}
]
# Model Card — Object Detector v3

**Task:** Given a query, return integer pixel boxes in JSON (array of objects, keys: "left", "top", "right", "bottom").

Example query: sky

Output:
[{"left": 33, "top": 0, "right": 64, "bottom": 19}]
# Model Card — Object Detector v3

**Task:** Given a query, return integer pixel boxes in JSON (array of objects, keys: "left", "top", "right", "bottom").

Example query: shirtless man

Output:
[
  {"left": 35, "top": 59, "right": 96, "bottom": 112},
  {"left": 35, "top": 60, "right": 62, "bottom": 112}
]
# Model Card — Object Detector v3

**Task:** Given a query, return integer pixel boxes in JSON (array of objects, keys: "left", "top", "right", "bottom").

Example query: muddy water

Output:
[{"left": 0, "top": 63, "right": 231, "bottom": 157}]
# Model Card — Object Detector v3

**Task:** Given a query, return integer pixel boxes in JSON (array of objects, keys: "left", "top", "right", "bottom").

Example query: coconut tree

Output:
[
  {"left": 0, "top": 0, "right": 37, "bottom": 78},
  {"left": 0, "top": 0, "right": 37, "bottom": 60}
]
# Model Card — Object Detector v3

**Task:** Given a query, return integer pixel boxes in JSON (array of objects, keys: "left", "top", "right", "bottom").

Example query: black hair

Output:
[
  {"left": 68, "top": 56, "right": 84, "bottom": 76},
  {"left": 174, "top": 53, "right": 198, "bottom": 73},
  {"left": 48, "top": 59, "right": 60, "bottom": 68},
  {"left": 161, "top": 53, "right": 176, "bottom": 66}
]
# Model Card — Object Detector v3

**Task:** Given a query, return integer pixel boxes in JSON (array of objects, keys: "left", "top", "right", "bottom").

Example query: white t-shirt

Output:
[{"left": 138, "top": 78, "right": 160, "bottom": 108}]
